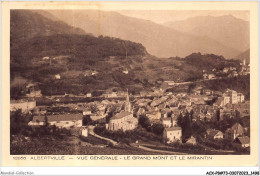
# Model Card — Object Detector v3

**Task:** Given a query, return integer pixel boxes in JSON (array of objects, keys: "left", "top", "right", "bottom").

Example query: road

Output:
[
  {"left": 136, "top": 145, "right": 187, "bottom": 155},
  {"left": 88, "top": 125, "right": 118, "bottom": 146}
]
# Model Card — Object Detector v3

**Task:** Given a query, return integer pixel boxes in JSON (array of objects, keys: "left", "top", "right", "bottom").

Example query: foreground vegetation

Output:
[{"left": 11, "top": 135, "right": 161, "bottom": 155}]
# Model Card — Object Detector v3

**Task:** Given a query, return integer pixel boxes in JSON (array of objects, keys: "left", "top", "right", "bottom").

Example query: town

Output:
[{"left": 10, "top": 59, "right": 250, "bottom": 155}]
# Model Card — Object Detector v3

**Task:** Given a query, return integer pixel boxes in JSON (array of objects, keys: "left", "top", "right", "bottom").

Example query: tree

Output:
[
  {"left": 181, "top": 111, "right": 193, "bottom": 142},
  {"left": 10, "top": 109, "right": 23, "bottom": 135},
  {"left": 235, "top": 110, "right": 241, "bottom": 119},
  {"left": 177, "top": 113, "right": 183, "bottom": 127},
  {"left": 83, "top": 115, "right": 93, "bottom": 126},
  {"left": 44, "top": 115, "right": 48, "bottom": 127},
  {"left": 188, "top": 83, "right": 196, "bottom": 94},
  {"left": 216, "top": 109, "right": 220, "bottom": 121},
  {"left": 190, "top": 109, "right": 194, "bottom": 120},
  {"left": 151, "top": 123, "right": 164, "bottom": 135},
  {"left": 138, "top": 115, "right": 151, "bottom": 130}
]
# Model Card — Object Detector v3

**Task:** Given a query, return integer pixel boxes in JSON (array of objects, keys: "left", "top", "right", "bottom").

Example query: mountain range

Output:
[
  {"left": 235, "top": 49, "right": 250, "bottom": 64},
  {"left": 10, "top": 10, "right": 243, "bottom": 95},
  {"left": 10, "top": 10, "right": 86, "bottom": 46},
  {"left": 34, "top": 10, "right": 248, "bottom": 59},
  {"left": 163, "top": 15, "right": 249, "bottom": 53}
]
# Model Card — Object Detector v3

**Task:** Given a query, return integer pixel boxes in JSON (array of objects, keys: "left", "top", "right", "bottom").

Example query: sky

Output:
[{"left": 116, "top": 10, "right": 249, "bottom": 24}]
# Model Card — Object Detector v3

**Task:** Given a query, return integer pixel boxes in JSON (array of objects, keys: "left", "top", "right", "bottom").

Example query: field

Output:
[{"left": 10, "top": 135, "right": 162, "bottom": 155}]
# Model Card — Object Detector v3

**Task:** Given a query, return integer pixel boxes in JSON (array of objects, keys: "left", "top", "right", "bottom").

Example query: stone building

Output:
[
  {"left": 163, "top": 127, "right": 182, "bottom": 143},
  {"left": 107, "top": 90, "right": 138, "bottom": 131}
]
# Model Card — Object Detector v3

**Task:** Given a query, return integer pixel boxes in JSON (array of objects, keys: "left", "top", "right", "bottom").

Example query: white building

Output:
[
  {"left": 237, "top": 93, "right": 245, "bottom": 103},
  {"left": 161, "top": 118, "right": 172, "bottom": 128},
  {"left": 81, "top": 127, "right": 88, "bottom": 137},
  {"left": 163, "top": 127, "right": 182, "bottom": 143},
  {"left": 208, "top": 74, "right": 216, "bottom": 79},
  {"left": 86, "top": 93, "right": 92, "bottom": 97},
  {"left": 55, "top": 74, "right": 61, "bottom": 79},
  {"left": 107, "top": 111, "right": 138, "bottom": 131},
  {"left": 10, "top": 100, "right": 36, "bottom": 113},
  {"left": 28, "top": 113, "right": 83, "bottom": 128}
]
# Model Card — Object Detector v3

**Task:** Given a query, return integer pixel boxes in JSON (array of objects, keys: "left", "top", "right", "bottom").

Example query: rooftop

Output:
[
  {"left": 32, "top": 113, "right": 83, "bottom": 122},
  {"left": 110, "top": 111, "right": 132, "bottom": 120},
  {"left": 236, "top": 136, "right": 250, "bottom": 144},
  {"left": 165, "top": 127, "right": 181, "bottom": 132},
  {"left": 161, "top": 118, "right": 171, "bottom": 121}
]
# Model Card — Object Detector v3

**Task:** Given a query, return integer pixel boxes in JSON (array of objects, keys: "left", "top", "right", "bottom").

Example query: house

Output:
[
  {"left": 81, "top": 126, "right": 88, "bottom": 137},
  {"left": 137, "top": 107, "right": 146, "bottom": 116},
  {"left": 237, "top": 93, "right": 245, "bottom": 103},
  {"left": 223, "top": 94, "right": 231, "bottom": 105},
  {"left": 213, "top": 91, "right": 223, "bottom": 97},
  {"left": 161, "top": 118, "right": 172, "bottom": 128},
  {"left": 204, "top": 89, "right": 212, "bottom": 96},
  {"left": 10, "top": 99, "right": 36, "bottom": 113},
  {"left": 107, "top": 111, "right": 138, "bottom": 131},
  {"left": 158, "top": 103, "right": 166, "bottom": 109},
  {"left": 122, "top": 69, "right": 128, "bottom": 74},
  {"left": 214, "top": 97, "right": 224, "bottom": 107},
  {"left": 208, "top": 74, "right": 216, "bottom": 79},
  {"left": 42, "top": 56, "right": 50, "bottom": 60},
  {"left": 225, "top": 123, "right": 244, "bottom": 140},
  {"left": 151, "top": 99, "right": 162, "bottom": 107},
  {"left": 161, "top": 111, "right": 168, "bottom": 118},
  {"left": 206, "top": 129, "right": 223, "bottom": 139},
  {"left": 122, "top": 69, "right": 129, "bottom": 74},
  {"left": 232, "top": 71, "right": 238, "bottom": 77},
  {"left": 86, "top": 93, "right": 92, "bottom": 98},
  {"left": 186, "top": 136, "right": 197, "bottom": 145},
  {"left": 25, "top": 83, "right": 42, "bottom": 98},
  {"left": 203, "top": 73, "right": 208, "bottom": 79},
  {"left": 83, "top": 109, "right": 92, "bottom": 116},
  {"left": 33, "top": 106, "right": 48, "bottom": 115},
  {"left": 55, "top": 74, "right": 61, "bottom": 79},
  {"left": 103, "top": 92, "right": 117, "bottom": 98},
  {"left": 163, "top": 127, "right": 182, "bottom": 143},
  {"left": 194, "top": 86, "right": 203, "bottom": 95},
  {"left": 233, "top": 136, "right": 250, "bottom": 148},
  {"left": 26, "top": 90, "right": 42, "bottom": 98},
  {"left": 28, "top": 115, "right": 46, "bottom": 126},
  {"left": 223, "top": 67, "right": 229, "bottom": 73},
  {"left": 171, "top": 109, "right": 181, "bottom": 120},
  {"left": 91, "top": 71, "right": 98, "bottom": 75},
  {"left": 146, "top": 111, "right": 161, "bottom": 120},
  {"left": 28, "top": 113, "right": 83, "bottom": 128},
  {"left": 139, "top": 91, "right": 149, "bottom": 97},
  {"left": 225, "top": 89, "right": 238, "bottom": 104},
  {"left": 135, "top": 98, "right": 151, "bottom": 107},
  {"left": 230, "top": 67, "right": 236, "bottom": 71},
  {"left": 171, "top": 115, "right": 178, "bottom": 127}
]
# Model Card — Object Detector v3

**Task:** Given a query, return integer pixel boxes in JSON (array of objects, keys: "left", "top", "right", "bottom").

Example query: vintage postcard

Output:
[{"left": 1, "top": 1, "right": 258, "bottom": 167}]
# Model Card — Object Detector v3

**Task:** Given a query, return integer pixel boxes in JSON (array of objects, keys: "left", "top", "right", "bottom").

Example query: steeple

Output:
[
  {"left": 124, "top": 89, "right": 132, "bottom": 112},
  {"left": 243, "top": 57, "right": 246, "bottom": 66}
]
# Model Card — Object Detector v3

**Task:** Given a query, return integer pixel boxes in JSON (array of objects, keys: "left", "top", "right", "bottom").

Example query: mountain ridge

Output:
[
  {"left": 163, "top": 15, "right": 249, "bottom": 53},
  {"left": 10, "top": 10, "right": 86, "bottom": 46},
  {"left": 39, "top": 10, "right": 241, "bottom": 59}
]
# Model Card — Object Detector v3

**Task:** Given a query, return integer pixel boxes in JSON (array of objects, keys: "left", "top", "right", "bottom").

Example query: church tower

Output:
[
  {"left": 243, "top": 58, "right": 246, "bottom": 66},
  {"left": 124, "top": 89, "right": 132, "bottom": 112}
]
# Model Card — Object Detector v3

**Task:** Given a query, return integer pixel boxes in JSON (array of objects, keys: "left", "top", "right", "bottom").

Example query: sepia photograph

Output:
[
  {"left": 9, "top": 8, "right": 252, "bottom": 156},
  {"left": 1, "top": 1, "right": 258, "bottom": 169}
]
